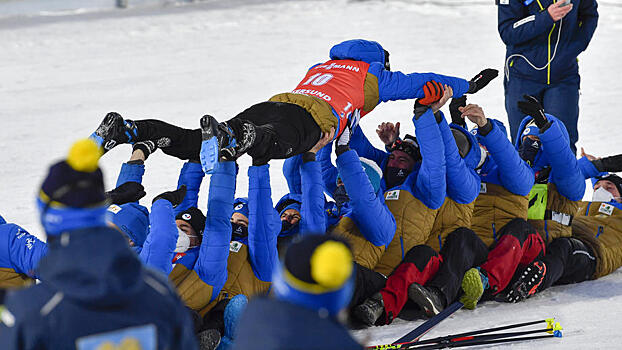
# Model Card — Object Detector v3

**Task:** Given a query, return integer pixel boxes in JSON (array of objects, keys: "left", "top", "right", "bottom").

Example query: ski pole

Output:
[
  {"left": 405, "top": 317, "right": 557, "bottom": 346},
  {"left": 403, "top": 326, "right": 562, "bottom": 349},
  {"left": 408, "top": 333, "right": 561, "bottom": 349}
]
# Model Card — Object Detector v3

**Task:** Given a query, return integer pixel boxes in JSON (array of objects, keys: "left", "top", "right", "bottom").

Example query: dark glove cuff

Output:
[
  {"left": 538, "top": 120, "right": 552, "bottom": 133},
  {"left": 127, "top": 159, "right": 144, "bottom": 165},
  {"left": 467, "top": 81, "right": 477, "bottom": 94},
  {"left": 478, "top": 119, "right": 493, "bottom": 136},
  {"left": 413, "top": 102, "right": 429, "bottom": 120},
  {"left": 433, "top": 111, "right": 443, "bottom": 124},
  {"left": 335, "top": 145, "right": 350, "bottom": 157},
  {"left": 133, "top": 143, "right": 152, "bottom": 160},
  {"left": 252, "top": 158, "right": 268, "bottom": 166},
  {"left": 302, "top": 152, "right": 316, "bottom": 163},
  {"left": 591, "top": 159, "right": 605, "bottom": 173}
]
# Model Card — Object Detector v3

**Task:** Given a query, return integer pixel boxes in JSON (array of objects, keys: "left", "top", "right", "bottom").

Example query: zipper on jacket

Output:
[
  {"left": 546, "top": 0, "right": 558, "bottom": 85},
  {"left": 492, "top": 223, "right": 497, "bottom": 242},
  {"left": 438, "top": 234, "right": 443, "bottom": 251},
  {"left": 400, "top": 235, "right": 405, "bottom": 260}
]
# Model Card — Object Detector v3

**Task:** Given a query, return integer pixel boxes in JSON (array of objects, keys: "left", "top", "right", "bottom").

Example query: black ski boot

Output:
[
  {"left": 90, "top": 112, "right": 138, "bottom": 153},
  {"left": 505, "top": 260, "right": 547, "bottom": 303},
  {"left": 407, "top": 283, "right": 446, "bottom": 317},
  {"left": 199, "top": 115, "right": 256, "bottom": 173},
  {"left": 353, "top": 292, "right": 386, "bottom": 326}
]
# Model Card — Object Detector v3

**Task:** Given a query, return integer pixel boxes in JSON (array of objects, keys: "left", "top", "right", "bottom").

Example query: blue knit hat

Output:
[
  {"left": 233, "top": 198, "right": 250, "bottom": 219},
  {"left": 107, "top": 203, "right": 149, "bottom": 247},
  {"left": 272, "top": 235, "right": 354, "bottom": 316},
  {"left": 37, "top": 139, "right": 108, "bottom": 236},
  {"left": 336, "top": 157, "right": 383, "bottom": 193},
  {"left": 329, "top": 39, "right": 388, "bottom": 68}
]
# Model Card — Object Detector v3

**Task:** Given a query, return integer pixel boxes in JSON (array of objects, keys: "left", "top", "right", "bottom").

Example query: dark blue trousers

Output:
[{"left": 504, "top": 76, "right": 580, "bottom": 154}]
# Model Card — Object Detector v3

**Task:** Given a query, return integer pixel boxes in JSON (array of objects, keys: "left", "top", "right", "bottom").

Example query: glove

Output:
[
  {"left": 449, "top": 96, "right": 467, "bottom": 127},
  {"left": 517, "top": 95, "right": 548, "bottom": 129},
  {"left": 153, "top": 185, "right": 187, "bottom": 208},
  {"left": 418, "top": 80, "right": 444, "bottom": 105},
  {"left": 133, "top": 140, "right": 158, "bottom": 160},
  {"left": 466, "top": 68, "right": 498, "bottom": 94},
  {"left": 592, "top": 154, "right": 622, "bottom": 173},
  {"left": 106, "top": 181, "right": 146, "bottom": 205}
]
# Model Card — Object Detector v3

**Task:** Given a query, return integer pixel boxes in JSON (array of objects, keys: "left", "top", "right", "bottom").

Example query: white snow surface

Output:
[{"left": 1, "top": 0, "right": 622, "bottom": 348}]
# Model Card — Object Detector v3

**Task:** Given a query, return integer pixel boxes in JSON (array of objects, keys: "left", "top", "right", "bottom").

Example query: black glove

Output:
[
  {"left": 592, "top": 154, "right": 622, "bottom": 173},
  {"left": 449, "top": 96, "right": 467, "bottom": 127},
  {"left": 517, "top": 95, "right": 549, "bottom": 130},
  {"left": 153, "top": 185, "right": 187, "bottom": 208},
  {"left": 106, "top": 181, "right": 146, "bottom": 205},
  {"left": 466, "top": 68, "right": 498, "bottom": 94}
]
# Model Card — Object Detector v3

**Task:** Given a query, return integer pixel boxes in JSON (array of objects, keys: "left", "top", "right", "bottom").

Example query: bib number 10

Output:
[{"left": 302, "top": 73, "right": 333, "bottom": 86}]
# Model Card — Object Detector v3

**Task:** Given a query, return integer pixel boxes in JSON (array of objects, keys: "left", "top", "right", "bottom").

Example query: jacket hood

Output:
[
  {"left": 37, "top": 226, "right": 143, "bottom": 306},
  {"left": 450, "top": 123, "right": 481, "bottom": 170},
  {"left": 329, "top": 39, "right": 386, "bottom": 65},
  {"left": 514, "top": 113, "right": 568, "bottom": 170}
]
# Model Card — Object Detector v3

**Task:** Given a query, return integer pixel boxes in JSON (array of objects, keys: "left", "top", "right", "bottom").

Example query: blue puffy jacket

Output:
[
  {"left": 515, "top": 114, "right": 585, "bottom": 200},
  {"left": 135, "top": 161, "right": 204, "bottom": 274},
  {"left": 0, "top": 223, "right": 47, "bottom": 280},
  {"left": 335, "top": 149, "right": 396, "bottom": 247},
  {"left": 0, "top": 226, "right": 197, "bottom": 349},
  {"left": 193, "top": 162, "right": 279, "bottom": 302},
  {"left": 498, "top": 0, "right": 598, "bottom": 84},
  {"left": 477, "top": 119, "right": 534, "bottom": 196},
  {"left": 439, "top": 117, "right": 480, "bottom": 204}
]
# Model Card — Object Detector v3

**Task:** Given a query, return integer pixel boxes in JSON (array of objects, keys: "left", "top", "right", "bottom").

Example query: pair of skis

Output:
[{"left": 367, "top": 301, "right": 562, "bottom": 349}]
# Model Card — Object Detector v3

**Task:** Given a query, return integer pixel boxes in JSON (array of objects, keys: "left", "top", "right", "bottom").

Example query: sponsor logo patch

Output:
[
  {"left": 182, "top": 213, "right": 192, "bottom": 220},
  {"left": 599, "top": 203, "right": 614, "bottom": 216},
  {"left": 107, "top": 204, "right": 122, "bottom": 214},
  {"left": 230, "top": 241, "right": 243, "bottom": 253},
  {"left": 385, "top": 190, "right": 400, "bottom": 201}
]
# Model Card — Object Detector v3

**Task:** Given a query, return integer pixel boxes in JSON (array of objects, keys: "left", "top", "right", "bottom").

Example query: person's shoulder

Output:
[{"left": 4, "top": 283, "right": 56, "bottom": 322}]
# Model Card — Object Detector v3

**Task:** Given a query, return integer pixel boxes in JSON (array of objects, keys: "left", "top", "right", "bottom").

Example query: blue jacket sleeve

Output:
[
  {"left": 577, "top": 156, "right": 603, "bottom": 180},
  {"left": 412, "top": 110, "right": 447, "bottom": 209},
  {"left": 115, "top": 162, "right": 145, "bottom": 188},
  {"left": 369, "top": 63, "right": 470, "bottom": 103},
  {"left": 480, "top": 120, "right": 534, "bottom": 196},
  {"left": 539, "top": 120, "right": 586, "bottom": 201},
  {"left": 497, "top": 0, "right": 555, "bottom": 46},
  {"left": 567, "top": 0, "right": 599, "bottom": 57},
  {"left": 140, "top": 199, "right": 178, "bottom": 276},
  {"left": 194, "top": 161, "right": 236, "bottom": 300},
  {"left": 316, "top": 142, "right": 339, "bottom": 195},
  {"left": 283, "top": 155, "right": 303, "bottom": 194},
  {"left": 349, "top": 126, "right": 388, "bottom": 169},
  {"left": 247, "top": 165, "right": 280, "bottom": 282},
  {"left": 175, "top": 161, "right": 205, "bottom": 214},
  {"left": 6, "top": 225, "right": 47, "bottom": 279},
  {"left": 300, "top": 160, "right": 327, "bottom": 234},
  {"left": 336, "top": 149, "right": 396, "bottom": 247},
  {"left": 438, "top": 117, "right": 480, "bottom": 204}
]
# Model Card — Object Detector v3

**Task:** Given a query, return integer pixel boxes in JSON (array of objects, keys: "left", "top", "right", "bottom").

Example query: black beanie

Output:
[
  {"left": 175, "top": 207, "right": 206, "bottom": 236},
  {"left": 451, "top": 128, "right": 472, "bottom": 159},
  {"left": 596, "top": 174, "right": 622, "bottom": 197},
  {"left": 389, "top": 135, "right": 421, "bottom": 163}
]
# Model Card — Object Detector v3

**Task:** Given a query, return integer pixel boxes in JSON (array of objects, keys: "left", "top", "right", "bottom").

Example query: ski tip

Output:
[{"left": 553, "top": 330, "right": 563, "bottom": 338}]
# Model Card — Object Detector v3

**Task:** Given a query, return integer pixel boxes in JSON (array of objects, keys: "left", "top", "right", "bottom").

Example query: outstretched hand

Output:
[
  {"left": 517, "top": 94, "right": 548, "bottom": 129},
  {"left": 309, "top": 127, "right": 335, "bottom": 154},
  {"left": 430, "top": 85, "right": 453, "bottom": 114},
  {"left": 153, "top": 185, "right": 187, "bottom": 208},
  {"left": 460, "top": 104, "right": 488, "bottom": 127},
  {"left": 376, "top": 122, "right": 400, "bottom": 146}
]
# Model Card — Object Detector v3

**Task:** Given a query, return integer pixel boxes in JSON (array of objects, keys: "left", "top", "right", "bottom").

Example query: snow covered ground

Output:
[{"left": 1, "top": 0, "right": 621, "bottom": 348}]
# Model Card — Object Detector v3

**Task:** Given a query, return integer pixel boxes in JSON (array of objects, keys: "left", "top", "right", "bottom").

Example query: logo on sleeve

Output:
[
  {"left": 107, "top": 204, "right": 122, "bottom": 214},
  {"left": 599, "top": 203, "right": 614, "bottom": 216},
  {"left": 385, "top": 190, "right": 400, "bottom": 201}
]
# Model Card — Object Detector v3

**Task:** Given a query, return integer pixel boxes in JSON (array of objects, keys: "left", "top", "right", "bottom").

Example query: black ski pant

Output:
[
  {"left": 228, "top": 101, "right": 322, "bottom": 165},
  {"left": 133, "top": 101, "right": 322, "bottom": 164},
  {"left": 539, "top": 237, "right": 596, "bottom": 290},
  {"left": 349, "top": 263, "right": 387, "bottom": 308},
  {"left": 426, "top": 227, "right": 489, "bottom": 307}
]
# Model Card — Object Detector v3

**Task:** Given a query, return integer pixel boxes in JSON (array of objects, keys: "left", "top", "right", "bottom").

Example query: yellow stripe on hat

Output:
[{"left": 67, "top": 139, "right": 102, "bottom": 172}]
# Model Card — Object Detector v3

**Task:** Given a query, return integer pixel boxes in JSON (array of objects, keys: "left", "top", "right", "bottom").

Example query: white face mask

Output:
[
  {"left": 592, "top": 187, "right": 615, "bottom": 203},
  {"left": 175, "top": 228, "right": 191, "bottom": 253}
]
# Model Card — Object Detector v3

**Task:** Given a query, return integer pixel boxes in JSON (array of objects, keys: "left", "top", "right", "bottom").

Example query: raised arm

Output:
[
  {"left": 247, "top": 165, "right": 280, "bottom": 282},
  {"left": 283, "top": 155, "right": 303, "bottom": 194},
  {"left": 140, "top": 199, "right": 178, "bottom": 276},
  {"left": 175, "top": 161, "right": 205, "bottom": 214}
]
